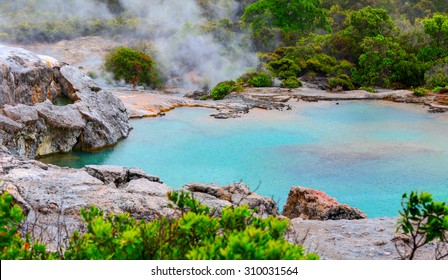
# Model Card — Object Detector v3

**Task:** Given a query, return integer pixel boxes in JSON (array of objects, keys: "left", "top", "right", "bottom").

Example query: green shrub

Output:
[
  {"left": 281, "top": 77, "right": 302, "bottom": 88},
  {"left": 353, "top": 35, "right": 426, "bottom": 88},
  {"left": 413, "top": 87, "right": 427, "bottom": 97},
  {"left": 432, "top": 86, "right": 443, "bottom": 93},
  {"left": 359, "top": 86, "right": 376, "bottom": 93},
  {"left": 268, "top": 58, "right": 301, "bottom": 79},
  {"left": 210, "top": 80, "right": 236, "bottom": 100},
  {"left": 64, "top": 191, "right": 318, "bottom": 260},
  {"left": 0, "top": 192, "right": 53, "bottom": 260},
  {"left": 247, "top": 72, "right": 272, "bottom": 87},
  {"left": 104, "top": 46, "right": 161, "bottom": 88},
  {"left": 305, "top": 53, "right": 338, "bottom": 76},
  {"left": 395, "top": 191, "right": 448, "bottom": 260},
  {"left": 425, "top": 62, "right": 448, "bottom": 88},
  {"left": 0, "top": 191, "right": 317, "bottom": 260},
  {"left": 237, "top": 71, "right": 259, "bottom": 84},
  {"left": 328, "top": 74, "right": 355, "bottom": 91}
]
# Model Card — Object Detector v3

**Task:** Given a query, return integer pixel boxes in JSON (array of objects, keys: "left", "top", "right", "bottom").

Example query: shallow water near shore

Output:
[{"left": 41, "top": 100, "right": 448, "bottom": 217}]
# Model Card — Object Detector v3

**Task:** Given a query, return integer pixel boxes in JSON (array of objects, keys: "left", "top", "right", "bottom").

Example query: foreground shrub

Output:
[
  {"left": 104, "top": 46, "right": 161, "bottom": 88},
  {"left": 63, "top": 191, "right": 318, "bottom": 260},
  {"left": 210, "top": 80, "right": 236, "bottom": 100},
  {"left": 395, "top": 191, "right": 448, "bottom": 260},
  {"left": 0, "top": 191, "right": 317, "bottom": 260},
  {"left": 0, "top": 192, "right": 53, "bottom": 260}
]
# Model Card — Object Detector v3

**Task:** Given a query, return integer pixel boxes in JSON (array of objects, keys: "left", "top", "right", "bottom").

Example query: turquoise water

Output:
[{"left": 41, "top": 101, "right": 448, "bottom": 217}]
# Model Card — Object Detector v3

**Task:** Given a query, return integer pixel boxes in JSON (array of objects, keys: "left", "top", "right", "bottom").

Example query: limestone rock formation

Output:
[
  {"left": 0, "top": 45, "right": 131, "bottom": 157},
  {"left": 0, "top": 148, "right": 175, "bottom": 246},
  {"left": 183, "top": 182, "right": 278, "bottom": 217},
  {"left": 0, "top": 148, "right": 279, "bottom": 247},
  {"left": 0, "top": 46, "right": 58, "bottom": 107},
  {"left": 282, "top": 186, "right": 367, "bottom": 220}
]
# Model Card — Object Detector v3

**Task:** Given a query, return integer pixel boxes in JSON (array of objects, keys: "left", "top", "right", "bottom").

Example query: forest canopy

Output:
[{"left": 0, "top": 0, "right": 447, "bottom": 91}]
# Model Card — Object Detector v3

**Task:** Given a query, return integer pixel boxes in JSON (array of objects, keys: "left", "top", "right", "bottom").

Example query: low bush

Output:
[
  {"left": 247, "top": 72, "right": 272, "bottom": 87},
  {"left": 412, "top": 87, "right": 427, "bottom": 97},
  {"left": 237, "top": 71, "right": 259, "bottom": 84},
  {"left": 104, "top": 46, "right": 161, "bottom": 88},
  {"left": 305, "top": 53, "right": 338, "bottom": 76},
  {"left": 210, "top": 80, "right": 236, "bottom": 100},
  {"left": 0, "top": 191, "right": 318, "bottom": 260},
  {"left": 63, "top": 191, "right": 318, "bottom": 260},
  {"left": 268, "top": 58, "right": 301, "bottom": 79},
  {"left": 281, "top": 77, "right": 302, "bottom": 88},
  {"left": 359, "top": 86, "right": 376, "bottom": 93},
  {"left": 328, "top": 74, "right": 355, "bottom": 91}
]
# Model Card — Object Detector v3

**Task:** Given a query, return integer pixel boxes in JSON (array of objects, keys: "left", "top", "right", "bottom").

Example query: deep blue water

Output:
[{"left": 41, "top": 101, "right": 448, "bottom": 217}]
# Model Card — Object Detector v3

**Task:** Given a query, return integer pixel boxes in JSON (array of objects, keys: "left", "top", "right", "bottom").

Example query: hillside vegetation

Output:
[{"left": 1, "top": 0, "right": 446, "bottom": 92}]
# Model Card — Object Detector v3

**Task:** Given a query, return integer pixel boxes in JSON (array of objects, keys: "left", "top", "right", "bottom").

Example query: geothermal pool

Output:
[{"left": 41, "top": 101, "right": 448, "bottom": 218}]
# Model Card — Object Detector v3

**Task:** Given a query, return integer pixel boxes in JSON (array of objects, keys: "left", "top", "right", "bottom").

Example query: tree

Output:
[
  {"left": 242, "top": 0, "right": 330, "bottom": 50},
  {"left": 243, "top": 0, "right": 329, "bottom": 34},
  {"left": 422, "top": 13, "right": 448, "bottom": 47},
  {"left": 345, "top": 6, "right": 394, "bottom": 42},
  {"left": 353, "top": 35, "right": 425, "bottom": 88},
  {"left": 104, "top": 47, "right": 161, "bottom": 88}
]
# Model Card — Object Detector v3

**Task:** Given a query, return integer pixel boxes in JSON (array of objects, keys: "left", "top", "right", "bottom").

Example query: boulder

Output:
[
  {"left": 0, "top": 46, "right": 131, "bottom": 157},
  {"left": 183, "top": 182, "right": 278, "bottom": 217},
  {"left": 0, "top": 45, "right": 56, "bottom": 107},
  {"left": 282, "top": 186, "right": 367, "bottom": 220}
]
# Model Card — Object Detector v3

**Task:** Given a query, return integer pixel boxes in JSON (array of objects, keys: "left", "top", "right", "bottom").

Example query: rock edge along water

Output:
[{"left": 0, "top": 45, "right": 131, "bottom": 158}]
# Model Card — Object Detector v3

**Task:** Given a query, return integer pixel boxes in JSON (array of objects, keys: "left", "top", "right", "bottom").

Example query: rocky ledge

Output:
[
  {"left": 0, "top": 45, "right": 131, "bottom": 158},
  {"left": 0, "top": 147, "right": 276, "bottom": 248},
  {"left": 113, "top": 86, "right": 448, "bottom": 120}
]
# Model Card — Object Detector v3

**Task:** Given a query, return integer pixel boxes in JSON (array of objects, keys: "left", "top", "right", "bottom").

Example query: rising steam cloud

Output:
[
  {"left": 0, "top": 0, "right": 258, "bottom": 90},
  {"left": 122, "top": 0, "right": 258, "bottom": 89}
]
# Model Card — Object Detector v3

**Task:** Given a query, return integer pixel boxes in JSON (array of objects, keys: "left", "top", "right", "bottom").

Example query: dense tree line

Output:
[{"left": 1, "top": 0, "right": 447, "bottom": 91}]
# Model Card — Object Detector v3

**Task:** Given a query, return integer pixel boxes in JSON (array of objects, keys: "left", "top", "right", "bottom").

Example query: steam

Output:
[
  {"left": 122, "top": 0, "right": 258, "bottom": 89},
  {"left": 0, "top": 0, "right": 114, "bottom": 21},
  {"left": 0, "top": 0, "right": 258, "bottom": 90}
]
